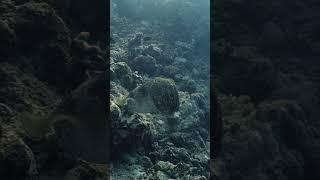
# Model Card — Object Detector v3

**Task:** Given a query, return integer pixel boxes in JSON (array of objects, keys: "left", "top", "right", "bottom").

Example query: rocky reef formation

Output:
[
  {"left": 212, "top": 0, "right": 320, "bottom": 179},
  {"left": 110, "top": 0, "right": 210, "bottom": 179},
  {"left": 123, "top": 77, "right": 180, "bottom": 116},
  {"left": 0, "top": 0, "right": 109, "bottom": 179}
]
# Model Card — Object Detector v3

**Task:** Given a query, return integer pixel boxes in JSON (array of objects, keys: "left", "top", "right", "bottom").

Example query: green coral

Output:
[
  {"left": 148, "top": 77, "right": 179, "bottom": 115},
  {"left": 123, "top": 77, "right": 180, "bottom": 116}
]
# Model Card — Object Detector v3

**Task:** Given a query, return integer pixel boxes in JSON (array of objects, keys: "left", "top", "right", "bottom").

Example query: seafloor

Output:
[
  {"left": 0, "top": 0, "right": 319, "bottom": 180},
  {"left": 212, "top": 0, "right": 320, "bottom": 179},
  {"left": 110, "top": 2, "right": 210, "bottom": 179},
  {"left": 0, "top": 0, "right": 109, "bottom": 179}
]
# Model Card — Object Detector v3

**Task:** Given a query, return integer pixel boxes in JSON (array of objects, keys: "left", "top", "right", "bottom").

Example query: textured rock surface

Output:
[
  {"left": 0, "top": 0, "right": 109, "bottom": 179},
  {"left": 110, "top": 1, "right": 210, "bottom": 179},
  {"left": 0, "top": 125, "right": 36, "bottom": 179},
  {"left": 212, "top": 0, "right": 320, "bottom": 179}
]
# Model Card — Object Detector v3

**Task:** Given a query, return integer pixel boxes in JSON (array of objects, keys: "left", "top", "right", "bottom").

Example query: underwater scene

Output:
[
  {"left": 212, "top": 0, "right": 320, "bottom": 179},
  {"left": 0, "top": 0, "right": 109, "bottom": 179},
  {"left": 0, "top": 0, "right": 319, "bottom": 179},
  {"left": 110, "top": 0, "right": 210, "bottom": 179}
]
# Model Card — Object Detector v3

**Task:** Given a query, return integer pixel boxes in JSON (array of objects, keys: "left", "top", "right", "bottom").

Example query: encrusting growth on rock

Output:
[
  {"left": 124, "top": 77, "right": 180, "bottom": 116},
  {"left": 149, "top": 77, "right": 180, "bottom": 115}
]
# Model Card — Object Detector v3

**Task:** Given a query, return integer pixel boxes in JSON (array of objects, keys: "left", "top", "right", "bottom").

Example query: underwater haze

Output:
[{"left": 110, "top": 0, "right": 211, "bottom": 179}]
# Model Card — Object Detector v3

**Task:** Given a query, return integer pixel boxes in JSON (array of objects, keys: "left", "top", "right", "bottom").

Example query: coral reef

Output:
[
  {"left": 110, "top": 1, "right": 210, "bottom": 178},
  {"left": 0, "top": 0, "right": 108, "bottom": 179},
  {"left": 131, "top": 55, "right": 158, "bottom": 75},
  {"left": 64, "top": 160, "right": 110, "bottom": 180},
  {"left": 148, "top": 77, "right": 180, "bottom": 115},
  {"left": 0, "top": 125, "right": 37, "bottom": 180},
  {"left": 212, "top": 0, "right": 320, "bottom": 179}
]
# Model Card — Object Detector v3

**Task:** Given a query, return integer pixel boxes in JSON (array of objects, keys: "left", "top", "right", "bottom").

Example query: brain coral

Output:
[{"left": 148, "top": 77, "right": 179, "bottom": 115}]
